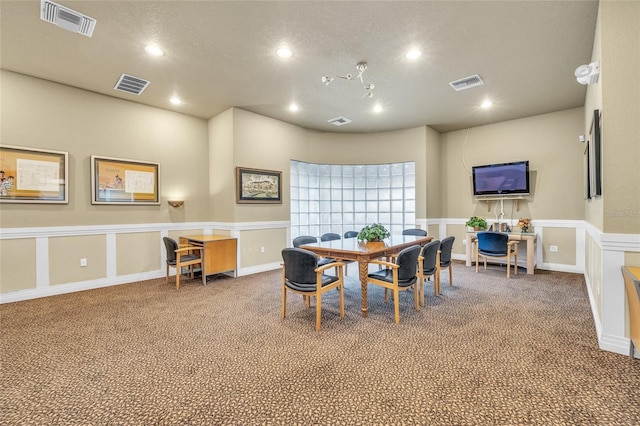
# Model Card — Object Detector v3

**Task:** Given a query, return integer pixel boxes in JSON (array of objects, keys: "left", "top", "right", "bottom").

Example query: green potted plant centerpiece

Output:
[
  {"left": 465, "top": 216, "right": 488, "bottom": 231},
  {"left": 357, "top": 223, "right": 391, "bottom": 243}
]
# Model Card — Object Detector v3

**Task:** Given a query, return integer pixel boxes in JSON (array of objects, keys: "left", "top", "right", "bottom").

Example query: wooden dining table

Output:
[{"left": 300, "top": 235, "right": 432, "bottom": 317}]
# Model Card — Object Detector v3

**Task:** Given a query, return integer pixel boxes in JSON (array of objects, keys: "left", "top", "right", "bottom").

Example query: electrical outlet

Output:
[
  {"left": 462, "top": 239, "right": 467, "bottom": 245},
  {"left": 80, "top": 258, "right": 87, "bottom": 267},
  {"left": 260, "top": 246, "right": 265, "bottom": 253},
  {"left": 549, "top": 245, "right": 558, "bottom": 252}
]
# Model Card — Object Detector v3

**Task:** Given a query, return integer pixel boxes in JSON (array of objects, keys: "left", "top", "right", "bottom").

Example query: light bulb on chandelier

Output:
[{"left": 321, "top": 61, "right": 375, "bottom": 98}]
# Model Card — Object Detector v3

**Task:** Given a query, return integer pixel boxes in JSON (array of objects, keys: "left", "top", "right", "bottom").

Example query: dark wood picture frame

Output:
[
  {"left": 589, "top": 109, "right": 602, "bottom": 198},
  {"left": 236, "top": 167, "right": 282, "bottom": 204},
  {"left": 91, "top": 155, "right": 160, "bottom": 205},
  {"left": 0, "top": 145, "right": 68, "bottom": 204}
]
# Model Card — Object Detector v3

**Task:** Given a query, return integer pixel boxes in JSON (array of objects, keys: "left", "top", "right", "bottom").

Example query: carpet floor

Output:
[{"left": 1, "top": 262, "right": 639, "bottom": 425}]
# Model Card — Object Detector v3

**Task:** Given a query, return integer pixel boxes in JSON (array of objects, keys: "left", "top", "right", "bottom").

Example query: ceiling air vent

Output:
[
  {"left": 449, "top": 74, "right": 484, "bottom": 91},
  {"left": 328, "top": 117, "right": 352, "bottom": 126},
  {"left": 40, "top": 0, "right": 96, "bottom": 37},
  {"left": 114, "top": 74, "right": 150, "bottom": 95}
]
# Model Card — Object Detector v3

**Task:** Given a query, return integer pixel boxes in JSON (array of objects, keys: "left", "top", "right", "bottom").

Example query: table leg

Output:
[
  {"left": 526, "top": 237, "right": 534, "bottom": 274},
  {"left": 358, "top": 261, "right": 368, "bottom": 317}
]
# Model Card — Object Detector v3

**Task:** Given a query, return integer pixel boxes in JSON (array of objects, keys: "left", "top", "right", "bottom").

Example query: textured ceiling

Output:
[{"left": 0, "top": 1, "right": 599, "bottom": 133}]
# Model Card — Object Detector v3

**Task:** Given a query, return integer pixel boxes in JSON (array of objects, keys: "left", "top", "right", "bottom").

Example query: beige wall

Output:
[
  {"left": 0, "top": 70, "right": 210, "bottom": 228},
  {"left": 599, "top": 2, "right": 640, "bottom": 234},
  {"left": 239, "top": 228, "right": 288, "bottom": 268},
  {"left": 440, "top": 108, "right": 585, "bottom": 221},
  {"left": 0, "top": 239, "right": 36, "bottom": 292},
  {"left": 49, "top": 235, "right": 106, "bottom": 285},
  {"left": 541, "top": 227, "right": 576, "bottom": 265},
  {"left": 116, "top": 232, "right": 161, "bottom": 275}
]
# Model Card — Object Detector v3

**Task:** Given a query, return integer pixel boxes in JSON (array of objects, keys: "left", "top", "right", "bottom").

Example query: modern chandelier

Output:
[{"left": 321, "top": 61, "right": 376, "bottom": 98}]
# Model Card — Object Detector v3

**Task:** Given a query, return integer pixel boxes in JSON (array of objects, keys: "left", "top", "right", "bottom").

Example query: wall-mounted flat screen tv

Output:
[{"left": 472, "top": 161, "right": 530, "bottom": 197}]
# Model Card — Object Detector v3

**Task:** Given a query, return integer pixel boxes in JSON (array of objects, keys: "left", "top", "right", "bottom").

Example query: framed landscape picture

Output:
[
  {"left": 236, "top": 167, "right": 282, "bottom": 204},
  {"left": 0, "top": 145, "right": 68, "bottom": 204},
  {"left": 91, "top": 155, "right": 160, "bottom": 205}
]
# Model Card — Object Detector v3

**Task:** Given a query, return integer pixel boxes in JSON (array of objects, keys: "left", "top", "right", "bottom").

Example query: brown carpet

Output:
[{"left": 1, "top": 263, "right": 639, "bottom": 425}]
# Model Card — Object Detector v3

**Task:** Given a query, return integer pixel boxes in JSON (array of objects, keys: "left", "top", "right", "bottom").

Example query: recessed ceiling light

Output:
[
  {"left": 405, "top": 49, "right": 421, "bottom": 60},
  {"left": 373, "top": 104, "right": 383, "bottom": 113},
  {"left": 170, "top": 97, "right": 182, "bottom": 105},
  {"left": 145, "top": 45, "right": 164, "bottom": 56},
  {"left": 480, "top": 100, "right": 493, "bottom": 109},
  {"left": 276, "top": 47, "right": 293, "bottom": 58},
  {"left": 289, "top": 103, "right": 299, "bottom": 112}
]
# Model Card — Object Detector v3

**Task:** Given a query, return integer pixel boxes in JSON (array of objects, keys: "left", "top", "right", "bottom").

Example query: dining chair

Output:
[
  {"left": 475, "top": 232, "right": 519, "bottom": 278},
  {"left": 343, "top": 231, "right": 358, "bottom": 239},
  {"left": 439, "top": 236, "right": 456, "bottom": 287},
  {"left": 321, "top": 232, "right": 341, "bottom": 242},
  {"left": 281, "top": 248, "right": 345, "bottom": 331},
  {"left": 402, "top": 228, "right": 428, "bottom": 236},
  {"left": 417, "top": 239, "right": 441, "bottom": 304},
  {"left": 162, "top": 237, "right": 204, "bottom": 289},
  {"left": 366, "top": 245, "right": 421, "bottom": 324}
]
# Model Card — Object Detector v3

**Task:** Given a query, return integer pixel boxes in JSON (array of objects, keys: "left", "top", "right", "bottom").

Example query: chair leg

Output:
[
  {"left": 393, "top": 288, "right": 400, "bottom": 324},
  {"left": 449, "top": 266, "right": 453, "bottom": 287},
  {"left": 166, "top": 264, "right": 170, "bottom": 284},
  {"left": 420, "top": 279, "right": 425, "bottom": 307},
  {"left": 282, "top": 286, "right": 287, "bottom": 319},
  {"left": 507, "top": 255, "right": 511, "bottom": 278},
  {"left": 384, "top": 288, "right": 389, "bottom": 303},
  {"left": 315, "top": 293, "right": 322, "bottom": 331},
  {"left": 176, "top": 268, "right": 181, "bottom": 289},
  {"left": 414, "top": 284, "right": 419, "bottom": 311},
  {"left": 339, "top": 285, "right": 345, "bottom": 318}
]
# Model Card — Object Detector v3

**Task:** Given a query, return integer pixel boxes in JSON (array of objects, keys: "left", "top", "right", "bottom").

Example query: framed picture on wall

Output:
[
  {"left": 236, "top": 167, "right": 282, "bottom": 204},
  {"left": 0, "top": 145, "right": 68, "bottom": 204},
  {"left": 583, "top": 143, "right": 591, "bottom": 200},
  {"left": 589, "top": 109, "right": 602, "bottom": 198},
  {"left": 91, "top": 155, "right": 160, "bottom": 205}
]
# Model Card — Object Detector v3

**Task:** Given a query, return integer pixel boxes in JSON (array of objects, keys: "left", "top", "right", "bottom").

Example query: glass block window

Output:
[{"left": 290, "top": 160, "right": 416, "bottom": 241}]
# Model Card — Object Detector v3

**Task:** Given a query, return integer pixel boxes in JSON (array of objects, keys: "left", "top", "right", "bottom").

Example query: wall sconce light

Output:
[
  {"left": 574, "top": 62, "right": 599, "bottom": 85},
  {"left": 168, "top": 200, "right": 184, "bottom": 208}
]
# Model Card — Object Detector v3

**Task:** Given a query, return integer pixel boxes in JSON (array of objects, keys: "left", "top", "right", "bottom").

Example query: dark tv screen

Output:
[{"left": 472, "top": 161, "right": 530, "bottom": 196}]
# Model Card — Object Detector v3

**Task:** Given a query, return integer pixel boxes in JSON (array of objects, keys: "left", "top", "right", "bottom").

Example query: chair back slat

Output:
[
  {"left": 163, "top": 237, "right": 178, "bottom": 262},
  {"left": 321, "top": 233, "right": 341, "bottom": 242},
  {"left": 282, "top": 248, "right": 319, "bottom": 285},
  {"left": 293, "top": 235, "right": 318, "bottom": 248},
  {"left": 439, "top": 236, "right": 455, "bottom": 265},
  {"left": 396, "top": 245, "right": 421, "bottom": 281},
  {"left": 420, "top": 239, "right": 441, "bottom": 274},
  {"left": 477, "top": 232, "right": 509, "bottom": 255},
  {"left": 402, "top": 228, "right": 427, "bottom": 236}
]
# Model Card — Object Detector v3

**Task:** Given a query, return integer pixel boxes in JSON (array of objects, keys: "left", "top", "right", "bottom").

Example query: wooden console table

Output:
[
  {"left": 465, "top": 231, "right": 537, "bottom": 274},
  {"left": 180, "top": 235, "right": 237, "bottom": 281}
]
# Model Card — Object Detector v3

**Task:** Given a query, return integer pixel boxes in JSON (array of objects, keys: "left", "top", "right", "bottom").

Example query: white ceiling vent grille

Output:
[
  {"left": 449, "top": 74, "right": 484, "bottom": 91},
  {"left": 328, "top": 117, "right": 352, "bottom": 126},
  {"left": 40, "top": 0, "right": 96, "bottom": 37},
  {"left": 114, "top": 74, "right": 150, "bottom": 95}
]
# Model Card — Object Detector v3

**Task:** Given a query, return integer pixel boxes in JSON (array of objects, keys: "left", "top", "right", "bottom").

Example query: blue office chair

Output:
[
  {"left": 475, "top": 232, "right": 519, "bottom": 278},
  {"left": 343, "top": 231, "right": 358, "bottom": 239}
]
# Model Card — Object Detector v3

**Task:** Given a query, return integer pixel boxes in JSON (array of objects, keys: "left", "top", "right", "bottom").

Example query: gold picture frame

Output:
[
  {"left": 236, "top": 167, "right": 282, "bottom": 204},
  {"left": 0, "top": 145, "right": 68, "bottom": 204},
  {"left": 91, "top": 155, "right": 160, "bottom": 205}
]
